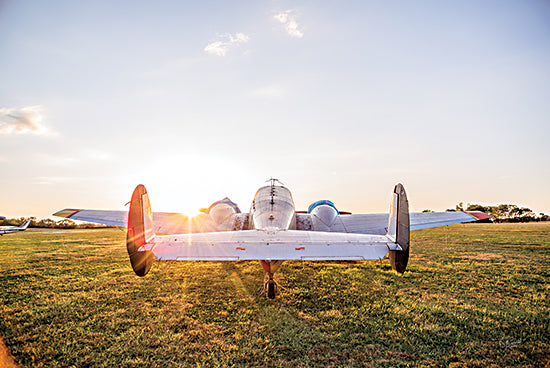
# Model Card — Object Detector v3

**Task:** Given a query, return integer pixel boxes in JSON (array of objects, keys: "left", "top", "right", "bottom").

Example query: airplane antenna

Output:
[{"left": 266, "top": 177, "right": 284, "bottom": 187}]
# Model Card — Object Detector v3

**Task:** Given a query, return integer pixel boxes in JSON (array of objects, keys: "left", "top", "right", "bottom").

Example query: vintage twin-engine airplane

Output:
[
  {"left": 0, "top": 219, "right": 31, "bottom": 235},
  {"left": 54, "top": 180, "right": 490, "bottom": 298}
]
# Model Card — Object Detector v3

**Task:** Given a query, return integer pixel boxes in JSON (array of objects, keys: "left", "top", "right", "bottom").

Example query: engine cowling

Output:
[
  {"left": 206, "top": 197, "right": 241, "bottom": 229},
  {"left": 308, "top": 200, "right": 339, "bottom": 231}
]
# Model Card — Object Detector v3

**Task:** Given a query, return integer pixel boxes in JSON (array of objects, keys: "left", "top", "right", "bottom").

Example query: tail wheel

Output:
[{"left": 389, "top": 248, "right": 409, "bottom": 275}]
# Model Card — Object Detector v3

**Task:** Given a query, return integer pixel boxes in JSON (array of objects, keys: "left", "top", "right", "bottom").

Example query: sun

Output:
[{"left": 119, "top": 153, "right": 256, "bottom": 217}]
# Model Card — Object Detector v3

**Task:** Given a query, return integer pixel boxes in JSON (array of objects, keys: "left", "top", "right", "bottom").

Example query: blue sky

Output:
[{"left": 1, "top": 0, "right": 549, "bottom": 218}]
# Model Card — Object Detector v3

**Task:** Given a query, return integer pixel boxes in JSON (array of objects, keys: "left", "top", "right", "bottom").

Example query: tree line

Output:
[
  {"left": 443, "top": 203, "right": 549, "bottom": 222},
  {"left": 0, "top": 217, "right": 115, "bottom": 229}
]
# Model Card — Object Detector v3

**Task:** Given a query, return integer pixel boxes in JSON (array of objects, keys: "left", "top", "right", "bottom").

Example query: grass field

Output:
[{"left": 0, "top": 223, "right": 548, "bottom": 367}]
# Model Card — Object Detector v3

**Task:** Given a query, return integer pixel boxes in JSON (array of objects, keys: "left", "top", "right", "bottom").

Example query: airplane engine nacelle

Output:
[
  {"left": 206, "top": 197, "right": 242, "bottom": 229},
  {"left": 308, "top": 200, "right": 339, "bottom": 231},
  {"left": 209, "top": 203, "right": 237, "bottom": 225}
]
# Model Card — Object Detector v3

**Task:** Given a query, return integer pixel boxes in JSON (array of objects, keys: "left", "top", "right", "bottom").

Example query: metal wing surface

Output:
[
  {"left": 53, "top": 209, "right": 217, "bottom": 234},
  {"left": 304, "top": 211, "right": 490, "bottom": 235},
  {"left": 410, "top": 211, "right": 490, "bottom": 230},
  {"left": 54, "top": 209, "right": 128, "bottom": 227},
  {"left": 146, "top": 230, "right": 401, "bottom": 261}
]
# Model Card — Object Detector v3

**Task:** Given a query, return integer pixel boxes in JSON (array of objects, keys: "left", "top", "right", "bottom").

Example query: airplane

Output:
[
  {"left": 54, "top": 180, "right": 491, "bottom": 298},
  {"left": 0, "top": 219, "right": 31, "bottom": 235}
]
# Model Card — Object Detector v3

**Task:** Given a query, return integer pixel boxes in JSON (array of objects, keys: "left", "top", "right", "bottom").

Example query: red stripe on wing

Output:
[{"left": 465, "top": 211, "right": 492, "bottom": 221}]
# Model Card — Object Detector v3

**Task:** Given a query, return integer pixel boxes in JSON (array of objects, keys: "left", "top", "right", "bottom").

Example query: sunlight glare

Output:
[{"left": 120, "top": 153, "right": 258, "bottom": 217}]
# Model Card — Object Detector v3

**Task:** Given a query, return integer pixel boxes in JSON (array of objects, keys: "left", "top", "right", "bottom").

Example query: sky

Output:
[{"left": 1, "top": 0, "right": 549, "bottom": 218}]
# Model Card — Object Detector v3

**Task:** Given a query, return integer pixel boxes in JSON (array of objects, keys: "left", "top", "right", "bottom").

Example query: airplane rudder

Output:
[
  {"left": 394, "top": 183, "right": 410, "bottom": 250},
  {"left": 126, "top": 184, "right": 154, "bottom": 276},
  {"left": 388, "top": 183, "right": 410, "bottom": 275}
]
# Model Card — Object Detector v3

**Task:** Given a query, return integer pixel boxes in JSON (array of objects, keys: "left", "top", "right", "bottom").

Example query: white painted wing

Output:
[
  {"left": 52, "top": 209, "right": 216, "bottom": 234},
  {"left": 145, "top": 230, "right": 400, "bottom": 261},
  {"left": 308, "top": 211, "right": 490, "bottom": 235},
  {"left": 410, "top": 211, "right": 490, "bottom": 230},
  {"left": 53, "top": 209, "right": 128, "bottom": 227}
]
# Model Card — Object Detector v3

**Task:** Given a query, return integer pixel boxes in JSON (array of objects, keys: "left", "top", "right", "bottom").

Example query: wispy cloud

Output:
[
  {"left": 274, "top": 10, "right": 304, "bottom": 38},
  {"left": 0, "top": 105, "right": 49, "bottom": 135},
  {"left": 204, "top": 33, "right": 250, "bottom": 56}
]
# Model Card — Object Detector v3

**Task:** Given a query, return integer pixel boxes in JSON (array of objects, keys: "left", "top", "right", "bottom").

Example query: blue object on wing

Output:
[{"left": 307, "top": 200, "right": 339, "bottom": 214}]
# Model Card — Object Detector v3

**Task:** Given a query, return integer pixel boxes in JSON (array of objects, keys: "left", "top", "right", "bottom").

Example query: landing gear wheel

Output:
[{"left": 267, "top": 281, "right": 277, "bottom": 299}]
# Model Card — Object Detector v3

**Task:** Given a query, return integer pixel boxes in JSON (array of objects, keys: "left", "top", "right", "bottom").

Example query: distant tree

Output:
[
  {"left": 446, "top": 203, "right": 465, "bottom": 212},
  {"left": 422, "top": 209, "right": 433, "bottom": 213},
  {"left": 37, "top": 218, "right": 57, "bottom": 228},
  {"left": 463, "top": 203, "right": 546, "bottom": 222},
  {"left": 57, "top": 219, "right": 77, "bottom": 229},
  {"left": 466, "top": 204, "right": 489, "bottom": 212},
  {"left": 0, "top": 217, "right": 115, "bottom": 229}
]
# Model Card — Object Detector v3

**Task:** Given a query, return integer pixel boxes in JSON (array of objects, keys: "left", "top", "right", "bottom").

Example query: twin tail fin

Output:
[
  {"left": 386, "top": 183, "right": 410, "bottom": 275},
  {"left": 127, "top": 184, "right": 155, "bottom": 276}
]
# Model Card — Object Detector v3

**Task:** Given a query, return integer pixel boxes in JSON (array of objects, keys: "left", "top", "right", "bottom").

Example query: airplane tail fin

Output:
[
  {"left": 386, "top": 183, "right": 410, "bottom": 275},
  {"left": 20, "top": 220, "right": 31, "bottom": 230},
  {"left": 127, "top": 184, "right": 155, "bottom": 276}
]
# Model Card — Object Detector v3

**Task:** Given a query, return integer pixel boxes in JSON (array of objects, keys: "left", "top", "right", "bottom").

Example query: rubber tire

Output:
[
  {"left": 129, "top": 250, "right": 154, "bottom": 277},
  {"left": 127, "top": 235, "right": 153, "bottom": 277},
  {"left": 389, "top": 248, "right": 409, "bottom": 275},
  {"left": 267, "top": 282, "right": 276, "bottom": 299}
]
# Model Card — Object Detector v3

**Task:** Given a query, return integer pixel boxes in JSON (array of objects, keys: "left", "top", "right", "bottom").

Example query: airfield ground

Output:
[{"left": 0, "top": 223, "right": 548, "bottom": 367}]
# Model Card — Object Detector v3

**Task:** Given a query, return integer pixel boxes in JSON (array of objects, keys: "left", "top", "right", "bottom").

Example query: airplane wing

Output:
[
  {"left": 299, "top": 211, "right": 492, "bottom": 235},
  {"left": 0, "top": 220, "right": 31, "bottom": 235},
  {"left": 143, "top": 230, "right": 402, "bottom": 261},
  {"left": 55, "top": 207, "right": 491, "bottom": 236},
  {"left": 53, "top": 209, "right": 128, "bottom": 227},
  {"left": 411, "top": 211, "right": 491, "bottom": 230},
  {"left": 53, "top": 209, "right": 221, "bottom": 234}
]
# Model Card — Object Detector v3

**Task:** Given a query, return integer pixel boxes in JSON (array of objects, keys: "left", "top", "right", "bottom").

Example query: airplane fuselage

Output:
[{"left": 249, "top": 185, "right": 296, "bottom": 231}]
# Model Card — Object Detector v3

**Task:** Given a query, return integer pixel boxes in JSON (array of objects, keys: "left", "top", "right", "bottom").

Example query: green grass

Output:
[{"left": 0, "top": 223, "right": 548, "bottom": 367}]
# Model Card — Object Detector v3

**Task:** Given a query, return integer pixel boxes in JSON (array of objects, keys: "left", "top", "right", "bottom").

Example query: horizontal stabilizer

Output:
[
  {"left": 145, "top": 230, "right": 400, "bottom": 261},
  {"left": 19, "top": 220, "right": 31, "bottom": 230}
]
